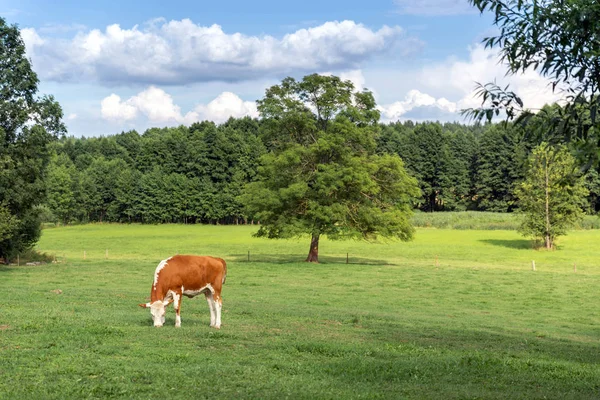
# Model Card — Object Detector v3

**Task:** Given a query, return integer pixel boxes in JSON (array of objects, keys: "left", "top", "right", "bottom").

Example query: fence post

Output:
[
  {"left": 532, "top": 260, "right": 536, "bottom": 271},
  {"left": 346, "top": 253, "right": 349, "bottom": 264}
]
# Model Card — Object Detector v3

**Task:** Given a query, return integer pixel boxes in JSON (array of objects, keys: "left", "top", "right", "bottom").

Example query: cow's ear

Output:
[
  {"left": 139, "top": 303, "right": 150, "bottom": 308},
  {"left": 162, "top": 299, "right": 173, "bottom": 307}
]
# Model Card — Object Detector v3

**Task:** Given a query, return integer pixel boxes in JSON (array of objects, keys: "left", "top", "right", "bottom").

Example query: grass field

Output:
[{"left": 1, "top": 223, "right": 600, "bottom": 399}]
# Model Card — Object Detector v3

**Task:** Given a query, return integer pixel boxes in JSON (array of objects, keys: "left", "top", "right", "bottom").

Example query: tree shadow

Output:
[
  {"left": 370, "top": 321, "right": 600, "bottom": 367},
  {"left": 317, "top": 322, "right": 600, "bottom": 397},
  {"left": 229, "top": 253, "right": 396, "bottom": 266},
  {"left": 323, "top": 256, "right": 396, "bottom": 266},
  {"left": 480, "top": 239, "right": 533, "bottom": 250}
]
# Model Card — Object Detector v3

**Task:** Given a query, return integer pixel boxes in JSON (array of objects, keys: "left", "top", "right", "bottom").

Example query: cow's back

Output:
[{"left": 163, "top": 255, "right": 225, "bottom": 291}]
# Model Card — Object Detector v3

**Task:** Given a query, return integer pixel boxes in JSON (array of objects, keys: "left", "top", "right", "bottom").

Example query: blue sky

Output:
[{"left": 2, "top": 0, "right": 558, "bottom": 137}]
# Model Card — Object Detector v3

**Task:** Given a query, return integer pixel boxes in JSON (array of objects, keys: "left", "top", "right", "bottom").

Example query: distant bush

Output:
[
  {"left": 411, "top": 211, "right": 600, "bottom": 230},
  {"left": 6, "top": 248, "right": 55, "bottom": 265},
  {"left": 575, "top": 215, "right": 600, "bottom": 230}
]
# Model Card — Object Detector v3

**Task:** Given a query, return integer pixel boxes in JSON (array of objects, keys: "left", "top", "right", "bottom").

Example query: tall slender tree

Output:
[{"left": 516, "top": 143, "right": 588, "bottom": 249}]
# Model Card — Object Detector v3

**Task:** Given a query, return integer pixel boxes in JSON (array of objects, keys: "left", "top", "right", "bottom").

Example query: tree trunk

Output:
[
  {"left": 305, "top": 234, "right": 320, "bottom": 263},
  {"left": 545, "top": 156, "right": 552, "bottom": 249}
]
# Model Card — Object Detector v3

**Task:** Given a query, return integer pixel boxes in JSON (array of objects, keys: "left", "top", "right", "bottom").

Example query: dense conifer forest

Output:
[{"left": 42, "top": 113, "right": 600, "bottom": 225}]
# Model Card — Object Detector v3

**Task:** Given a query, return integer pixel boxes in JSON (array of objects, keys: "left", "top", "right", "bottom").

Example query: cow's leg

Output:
[
  {"left": 173, "top": 290, "right": 182, "bottom": 327},
  {"left": 213, "top": 290, "right": 222, "bottom": 329},
  {"left": 205, "top": 292, "right": 216, "bottom": 327}
]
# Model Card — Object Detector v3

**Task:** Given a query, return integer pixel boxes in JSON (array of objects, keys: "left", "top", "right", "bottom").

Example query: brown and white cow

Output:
[{"left": 139, "top": 255, "right": 227, "bottom": 328}]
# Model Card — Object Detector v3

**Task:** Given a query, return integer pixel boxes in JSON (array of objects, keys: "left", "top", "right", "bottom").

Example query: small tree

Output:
[
  {"left": 242, "top": 74, "right": 420, "bottom": 262},
  {"left": 516, "top": 143, "right": 588, "bottom": 249}
]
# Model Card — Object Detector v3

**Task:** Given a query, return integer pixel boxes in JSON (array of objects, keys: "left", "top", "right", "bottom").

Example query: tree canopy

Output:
[
  {"left": 516, "top": 143, "right": 588, "bottom": 248},
  {"left": 0, "top": 17, "right": 66, "bottom": 262},
  {"left": 241, "top": 74, "right": 420, "bottom": 262}
]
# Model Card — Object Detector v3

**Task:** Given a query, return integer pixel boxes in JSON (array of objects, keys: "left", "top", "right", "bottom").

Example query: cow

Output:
[{"left": 139, "top": 255, "right": 227, "bottom": 329}]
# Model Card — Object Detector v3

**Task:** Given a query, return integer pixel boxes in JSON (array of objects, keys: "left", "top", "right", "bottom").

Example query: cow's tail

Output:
[{"left": 219, "top": 258, "right": 227, "bottom": 285}]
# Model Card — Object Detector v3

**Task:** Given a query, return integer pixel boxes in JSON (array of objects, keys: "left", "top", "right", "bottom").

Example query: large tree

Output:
[
  {"left": 0, "top": 18, "right": 65, "bottom": 262},
  {"left": 241, "top": 74, "right": 420, "bottom": 262},
  {"left": 465, "top": 0, "right": 600, "bottom": 167},
  {"left": 516, "top": 143, "right": 588, "bottom": 249}
]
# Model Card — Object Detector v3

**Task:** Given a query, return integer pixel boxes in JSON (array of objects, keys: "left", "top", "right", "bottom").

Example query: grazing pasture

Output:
[{"left": 1, "top": 223, "right": 599, "bottom": 399}]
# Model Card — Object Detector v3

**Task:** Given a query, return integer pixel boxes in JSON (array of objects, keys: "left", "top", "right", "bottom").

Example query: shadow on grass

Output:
[
  {"left": 375, "top": 322, "right": 600, "bottom": 366},
  {"left": 480, "top": 239, "right": 533, "bottom": 250},
  {"left": 229, "top": 253, "right": 396, "bottom": 266},
  {"left": 304, "top": 322, "right": 600, "bottom": 397}
]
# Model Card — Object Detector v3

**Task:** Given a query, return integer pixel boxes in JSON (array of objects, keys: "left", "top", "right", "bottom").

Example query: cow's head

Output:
[{"left": 138, "top": 300, "right": 169, "bottom": 327}]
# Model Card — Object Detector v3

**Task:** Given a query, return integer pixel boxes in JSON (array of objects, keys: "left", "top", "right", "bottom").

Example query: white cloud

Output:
[
  {"left": 193, "top": 92, "right": 258, "bottom": 123},
  {"left": 101, "top": 87, "right": 193, "bottom": 124},
  {"left": 363, "top": 43, "right": 563, "bottom": 123},
  {"left": 379, "top": 89, "right": 456, "bottom": 121},
  {"left": 21, "top": 28, "right": 45, "bottom": 49},
  {"left": 97, "top": 44, "right": 560, "bottom": 129},
  {"left": 420, "top": 44, "right": 563, "bottom": 112},
  {"left": 75, "top": 39, "right": 567, "bottom": 135},
  {"left": 100, "top": 87, "right": 257, "bottom": 126},
  {"left": 66, "top": 113, "right": 78, "bottom": 120},
  {"left": 339, "top": 70, "right": 367, "bottom": 92},
  {"left": 394, "top": 0, "right": 477, "bottom": 16},
  {"left": 24, "top": 19, "right": 418, "bottom": 86},
  {"left": 129, "top": 86, "right": 190, "bottom": 123},
  {"left": 101, "top": 93, "right": 139, "bottom": 121}
]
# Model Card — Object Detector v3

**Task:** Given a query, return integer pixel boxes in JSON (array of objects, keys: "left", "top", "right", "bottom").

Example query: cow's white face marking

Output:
[
  {"left": 153, "top": 257, "right": 172, "bottom": 290},
  {"left": 149, "top": 301, "right": 166, "bottom": 327}
]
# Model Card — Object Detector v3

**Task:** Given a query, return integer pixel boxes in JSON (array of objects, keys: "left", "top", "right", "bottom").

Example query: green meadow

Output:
[{"left": 1, "top": 223, "right": 600, "bottom": 399}]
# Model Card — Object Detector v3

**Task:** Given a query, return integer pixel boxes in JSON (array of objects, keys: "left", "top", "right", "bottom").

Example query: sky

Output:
[{"left": 2, "top": 0, "right": 561, "bottom": 137}]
